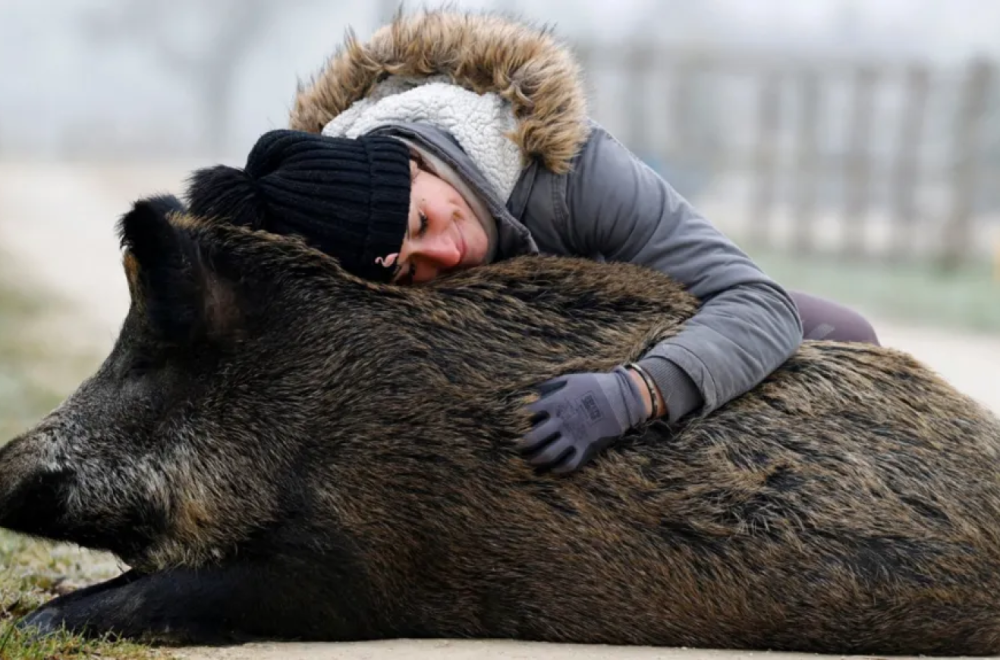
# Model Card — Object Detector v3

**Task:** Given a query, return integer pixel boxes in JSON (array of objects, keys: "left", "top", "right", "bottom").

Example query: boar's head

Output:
[{"left": 0, "top": 195, "right": 429, "bottom": 571}]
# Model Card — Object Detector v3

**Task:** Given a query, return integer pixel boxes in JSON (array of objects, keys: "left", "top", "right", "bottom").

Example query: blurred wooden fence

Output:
[{"left": 572, "top": 43, "right": 999, "bottom": 271}]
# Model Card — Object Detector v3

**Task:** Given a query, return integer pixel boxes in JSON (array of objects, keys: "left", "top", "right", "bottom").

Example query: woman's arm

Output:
[{"left": 561, "top": 124, "right": 803, "bottom": 423}]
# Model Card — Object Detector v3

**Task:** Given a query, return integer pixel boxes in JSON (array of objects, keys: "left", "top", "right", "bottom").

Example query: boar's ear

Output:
[{"left": 117, "top": 195, "right": 240, "bottom": 344}]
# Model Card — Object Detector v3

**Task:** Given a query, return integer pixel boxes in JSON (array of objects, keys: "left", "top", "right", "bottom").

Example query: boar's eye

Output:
[
  {"left": 122, "top": 345, "right": 165, "bottom": 379},
  {"left": 114, "top": 347, "right": 180, "bottom": 409},
  {"left": 128, "top": 355, "right": 156, "bottom": 376}
]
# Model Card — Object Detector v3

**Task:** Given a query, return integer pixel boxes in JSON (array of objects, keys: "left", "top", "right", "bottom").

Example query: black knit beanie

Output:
[{"left": 185, "top": 128, "right": 413, "bottom": 283}]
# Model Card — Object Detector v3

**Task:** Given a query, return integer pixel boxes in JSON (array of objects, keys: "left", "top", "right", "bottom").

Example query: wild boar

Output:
[{"left": 3, "top": 196, "right": 1000, "bottom": 656}]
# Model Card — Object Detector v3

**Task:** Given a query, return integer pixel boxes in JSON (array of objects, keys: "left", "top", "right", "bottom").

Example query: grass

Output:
[
  {"left": 0, "top": 536, "right": 159, "bottom": 660},
  {"left": 744, "top": 244, "right": 1000, "bottom": 335},
  {"left": 0, "top": 263, "right": 170, "bottom": 659}
]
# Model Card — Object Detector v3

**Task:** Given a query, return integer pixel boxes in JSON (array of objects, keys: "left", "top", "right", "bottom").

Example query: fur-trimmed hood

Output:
[{"left": 288, "top": 9, "right": 590, "bottom": 174}]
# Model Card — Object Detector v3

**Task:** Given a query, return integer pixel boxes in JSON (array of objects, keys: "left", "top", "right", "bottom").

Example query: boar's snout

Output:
[{"left": 0, "top": 424, "right": 75, "bottom": 539}]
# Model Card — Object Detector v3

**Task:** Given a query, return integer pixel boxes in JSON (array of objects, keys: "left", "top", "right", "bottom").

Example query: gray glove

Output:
[{"left": 518, "top": 366, "right": 649, "bottom": 475}]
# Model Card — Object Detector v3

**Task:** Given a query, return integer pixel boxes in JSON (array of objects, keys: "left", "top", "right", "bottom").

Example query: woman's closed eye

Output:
[{"left": 396, "top": 211, "right": 429, "bottom": 284}]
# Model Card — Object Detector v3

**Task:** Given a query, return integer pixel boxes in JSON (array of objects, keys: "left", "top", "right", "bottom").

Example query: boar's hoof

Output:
[
  {"left": 15, "top": 607, "right": 67, "bottom": 640},
  {"left": 12, "top": 571, "right": 142, "bottom": 642}
]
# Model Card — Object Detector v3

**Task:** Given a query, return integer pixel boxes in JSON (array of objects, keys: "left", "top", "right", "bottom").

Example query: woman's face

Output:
[{"left": 390, "top": 160, "right": 490, "bottom": 285}]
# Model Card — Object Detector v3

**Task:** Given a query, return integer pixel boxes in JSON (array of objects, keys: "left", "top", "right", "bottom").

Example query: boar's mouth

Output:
[
  {"left": 0, "top": 455, "right": 162, "bottom": 564},
  {"left": 0, "top": 465, "right": 75, "bottom": 542}
]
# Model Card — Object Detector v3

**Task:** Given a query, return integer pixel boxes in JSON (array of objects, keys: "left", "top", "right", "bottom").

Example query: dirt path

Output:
[{"left": 2, "top": 161, "right": 998, "bottom": 660}]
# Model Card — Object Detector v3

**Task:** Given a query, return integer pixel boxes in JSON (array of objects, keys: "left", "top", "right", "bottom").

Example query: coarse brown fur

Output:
[
  {"left": 2, "top": 196, "right": 1000, "bottom": 654},
  {"left": 288, "top": 8, "right": 590, "bottom": 173}
]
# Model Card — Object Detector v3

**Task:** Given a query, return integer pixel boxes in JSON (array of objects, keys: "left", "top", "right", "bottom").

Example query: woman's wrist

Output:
[{"left": 625, "top": 363, "right": 666, "bottom": 420}]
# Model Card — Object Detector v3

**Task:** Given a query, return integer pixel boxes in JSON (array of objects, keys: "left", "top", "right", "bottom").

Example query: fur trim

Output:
[{"left": 289, "top": 9, "right": 590, "bottom": 174}]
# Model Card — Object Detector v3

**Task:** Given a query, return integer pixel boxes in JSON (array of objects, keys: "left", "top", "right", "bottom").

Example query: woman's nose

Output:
[{"left": 413, "top": 234, "right": 462, "bottom": 271}]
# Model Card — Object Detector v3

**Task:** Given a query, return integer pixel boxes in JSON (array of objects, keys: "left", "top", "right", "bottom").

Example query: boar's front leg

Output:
[{"left": 16, "top": 561, "right": 360, "bottom": 646}]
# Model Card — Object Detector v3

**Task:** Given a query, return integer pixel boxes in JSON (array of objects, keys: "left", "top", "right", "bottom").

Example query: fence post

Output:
[
  {"left": 940, "top": 57, "right": 994, "bottom": 271},
  {"left": 889, "top": 64, "right": 930, "bottom": 262},
  {"left": 750, "top": 71, "right": 782, "bottom": 245},
  {"left": 625, "top": 42, "right": 652, "bottom": 153},
  {"left": 792, "top": 69, "right": 820, "bottom": 253},
  {"left": 843, "top": 65, "right": 877, "bottom": 258},
  {"left": 669, "top": 56, "right": 695, "bottom": 166},
  {"left": 573, "top": 41, "right": 596, "bottom": 95}
]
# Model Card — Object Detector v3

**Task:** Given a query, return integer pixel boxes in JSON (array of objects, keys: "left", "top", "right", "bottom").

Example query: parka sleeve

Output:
[{"left": 562, "top": 125, "right": 804, "bottom": 423}]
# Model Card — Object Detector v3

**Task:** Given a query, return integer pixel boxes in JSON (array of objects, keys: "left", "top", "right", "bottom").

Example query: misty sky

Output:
[{"left": 1, "top": 0, "right": 997, "bottom": 159}]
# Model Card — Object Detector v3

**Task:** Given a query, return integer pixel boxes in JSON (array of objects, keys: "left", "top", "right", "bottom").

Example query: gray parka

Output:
[{"left": 288, "top": 10, "right": 804, "bottom": 423}]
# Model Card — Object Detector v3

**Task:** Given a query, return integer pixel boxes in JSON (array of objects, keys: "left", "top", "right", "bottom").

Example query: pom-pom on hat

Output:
[{"left": 186, "top": 128, "right": 413, "bottom": 282}]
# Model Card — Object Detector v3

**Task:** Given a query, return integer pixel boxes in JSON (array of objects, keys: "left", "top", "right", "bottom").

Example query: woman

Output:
[{"left": 185, "top": 9, "right": 879, "bottom": 475}]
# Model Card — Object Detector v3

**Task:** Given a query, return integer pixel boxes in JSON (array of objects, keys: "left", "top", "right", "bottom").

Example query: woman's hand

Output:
[{"left": 518, "top": 366, "right": 660, "bottom": 475}]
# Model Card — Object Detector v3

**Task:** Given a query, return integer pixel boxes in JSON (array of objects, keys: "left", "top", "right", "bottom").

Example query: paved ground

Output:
[
  {"left": 2, "top": 160, "right": 998, "bottom": 660},
  {"left": 173, "top": 639, "right": 961, "bottom": 660}
]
